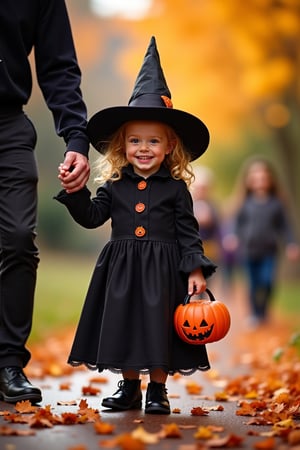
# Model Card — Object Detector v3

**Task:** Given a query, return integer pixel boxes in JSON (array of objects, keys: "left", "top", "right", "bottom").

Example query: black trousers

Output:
[{"left": 0, "top": 111, "right": 39, "bottom": 368}]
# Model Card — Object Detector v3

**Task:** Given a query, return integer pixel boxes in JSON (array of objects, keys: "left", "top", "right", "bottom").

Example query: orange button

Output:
[
  {"left": 135, "top": 226, "right": 146, "bottom": 237},
  {"left": 137, "top": 180, "right": 147, "bottom": 190},
  {"left": 135, "top": 202, "right": 146, "bottom": 213}
]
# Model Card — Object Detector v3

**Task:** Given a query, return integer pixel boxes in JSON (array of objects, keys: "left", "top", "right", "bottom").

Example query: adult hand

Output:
[{"left": 58, "top": 151, "right": 90, "bottom": 193}]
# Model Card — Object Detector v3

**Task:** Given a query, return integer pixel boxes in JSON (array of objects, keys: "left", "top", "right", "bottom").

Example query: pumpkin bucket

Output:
[{"left": 174, "top": 288, "right": 231, "bottom": 345}]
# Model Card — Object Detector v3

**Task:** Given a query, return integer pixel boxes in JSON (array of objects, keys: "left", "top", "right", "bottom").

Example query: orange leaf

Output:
[
  {"left": 185, "top": 381, "right": 203, "bottom": 395},
  {"left": 254, "top": 437, "right": 276, "bottom": 449},
  {"left": 89, "top": 376, "right": 108, "bottom": 384},
  {"left": 160, "top": 423, "right": 182, "bottom": 438},
  {"left": 214, "top": 391, "right": 229, "bottom": 401},
  {"left": 15, "top": 400, "right": 38, "bottom": 413},
  {"left": 82, "top": 385, "right": 101, "bottom": 396},
  {"left": 207, "top": 433, "right": 244, "bottom": 447},
  {"left": 61, "top": 412, "right": 79, "bottom": 425},
  {"left": 0, "top": 425, "right": 36, "bottom": 436},
  {"left": 288, "top": 430, "right": 300, "bottom": 446},
  {"left": 116, "top": 433, "right": 146, "bottom": 450},
  {"left": 194, "top": 426, "right": 214, "bottom": 439},
  {"left": 57, "top": 399, "right": 77, "bottom": 406},
  {"left": 236, "top": 401, "right": 257, "bottom": 416},
  {"left": 172, "top": 408, "right": 181, "bottom": 414},
  {"left": 131, "top": 425, "right": 160, "bottom": 444},
  {"left": 191, "top": 406, "right": 209, "bottom": 416},
  {"left": 94, "top": 420, "right": 115, "bottom": 434},
  {"left": 59, "top": 382, "right": 72, "bottom": 390}
]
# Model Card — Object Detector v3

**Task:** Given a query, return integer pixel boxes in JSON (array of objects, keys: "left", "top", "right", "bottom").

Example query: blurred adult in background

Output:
[
  {"left": 0, "top": 0, "right": 90, "bottom": 404},
  {"left": 225, "top": 157, "right": 299, "bottom": 328}
]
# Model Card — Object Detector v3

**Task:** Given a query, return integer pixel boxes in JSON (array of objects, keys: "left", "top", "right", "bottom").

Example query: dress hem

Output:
[{"left": 68, "top": 360, "right": 210, "bottom": 376}]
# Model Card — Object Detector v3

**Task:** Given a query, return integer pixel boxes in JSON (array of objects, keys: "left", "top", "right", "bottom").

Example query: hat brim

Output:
[{"left": 87, "top": 106, "right": 209, "bottom": 161}]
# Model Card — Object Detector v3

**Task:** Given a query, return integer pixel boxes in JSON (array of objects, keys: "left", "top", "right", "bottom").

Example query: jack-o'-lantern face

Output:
[
  {"left": 181, "top": 318, "right": 214, "bottom": 342},
  {"left": 174, "top": 294, "right": 231, "bottom": 345}
]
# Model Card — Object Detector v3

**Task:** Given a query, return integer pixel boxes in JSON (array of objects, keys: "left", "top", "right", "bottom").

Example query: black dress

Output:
[{"left": 55, "top": 164, "right": 217, "bottom": 375}]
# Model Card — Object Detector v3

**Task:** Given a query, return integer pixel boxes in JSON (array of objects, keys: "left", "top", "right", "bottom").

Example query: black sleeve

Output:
[
  {"left": 34, "top": 0, "right": 89, "bottom": 156},
  {"left": 54, "top": 184, "right": 112, "bottom": 229}
]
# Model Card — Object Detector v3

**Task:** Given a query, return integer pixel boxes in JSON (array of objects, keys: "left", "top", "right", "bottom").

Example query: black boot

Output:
[
  {"left": 145, "top": 381, "right": 170, "bottom": 414},
  {"left": 0, "top": 367, "right": 42, "bottom": 404},
  {"left": 101, "top": 379, "right": 142, "bottom": 410}
]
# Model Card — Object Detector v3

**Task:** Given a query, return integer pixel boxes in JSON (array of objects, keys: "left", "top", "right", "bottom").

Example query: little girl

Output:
[{"left": 55, "top": 36, "right": 216, "bottom": 414}]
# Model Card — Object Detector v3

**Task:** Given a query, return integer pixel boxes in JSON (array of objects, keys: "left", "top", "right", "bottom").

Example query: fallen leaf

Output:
[
  {"left": 207, "top": 433, "right": 244, "bottom": 447},
  {"left": 15, "top": 400, "right": 38, "bottom": 413},
  {"left": 131, "top": 425, "right": 160, "bottom": 444},
  {"left": 116, "top": 433, "right": 146, "bottom": 449},
  {"left": 172, "top": 408, "right": 181, "bottom": 413},
  {"left": 57, "top": 399, "right": 77, "bottom": 406},
  {"left": 160, "top": 423, "right": 182, "bottom": 438},
  {"left": 0, "top": 425, "right": 36, "bottom": 436},
  {"left": 59, "top": 382, "right": 72, "bottom": 390},
  {"left": 185, "top": 381, "right": 203, "bottom": 395},
  {"left": 208, "top": 405, "right": 224, "bottom": 411},
  {"left": 89, "top": 376, "right": 108, "bottom": 384},
  {"left": 191, "top": 406, "right": 209, "bottom": 416},
  {"left": 288, "top": 429, "right": 300, "bottom": 445},
  {"left": 61, "top": 412, "right": 79, "bottom": 425},
  {"left": 214, "top": 392, "right": 229, "bottom": 401},
  {"left": 253, "top": 436, "right": 276, "bottom": 449},
  {"left": 236, "top": 401, "right": 257, "bottom": 417},
  {"left": 94, "top": 420, "right": 115, "bottom": 434},
  {"left": 82, "top": 385, "right": 101, "bottom": 396},
  {"left": 194, "top": 426, "right": 215, "bottom": 440}
]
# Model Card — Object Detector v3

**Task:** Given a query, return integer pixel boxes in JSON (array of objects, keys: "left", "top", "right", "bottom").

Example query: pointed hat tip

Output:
[{"left": 149, "top": 36, "right": 157, "bottom": 49}]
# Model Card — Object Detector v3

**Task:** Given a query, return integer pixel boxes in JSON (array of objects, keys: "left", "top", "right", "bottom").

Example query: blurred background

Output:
[{"left": 27, "top": 0, "right": 300, "bottom": 343}]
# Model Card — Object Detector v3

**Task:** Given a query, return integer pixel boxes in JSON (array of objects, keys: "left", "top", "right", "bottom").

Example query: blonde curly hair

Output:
[{"left": 93, "top": 121, "right": 195, "bottom": 187}]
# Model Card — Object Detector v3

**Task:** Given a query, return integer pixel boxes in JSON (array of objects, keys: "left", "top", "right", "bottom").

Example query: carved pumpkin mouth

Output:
[{"left": 181, "top": 320, "right": 214, "bottom": 342}]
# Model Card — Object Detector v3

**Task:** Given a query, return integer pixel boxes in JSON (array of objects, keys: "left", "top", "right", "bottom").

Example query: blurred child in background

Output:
[{"left": 226, "top": 156, "right": 299, "bottom": 327}]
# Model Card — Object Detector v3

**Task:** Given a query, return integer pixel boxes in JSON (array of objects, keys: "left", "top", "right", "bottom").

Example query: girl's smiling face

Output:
[{"left": 124, "top": 121, "right": 173, "bottom": 178}]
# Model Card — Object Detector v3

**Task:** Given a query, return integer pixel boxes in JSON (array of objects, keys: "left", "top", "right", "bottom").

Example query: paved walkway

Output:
[{"left": 0, "top": 281, "right": 298, "bottom": 449}]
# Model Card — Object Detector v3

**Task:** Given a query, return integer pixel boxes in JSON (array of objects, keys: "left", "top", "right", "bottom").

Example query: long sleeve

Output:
[
  {"left": 54, "top": 184, "right": 112, "bottom": 229},
  {"left": 34, "top": 0, "right": 89, "bottom": 155}
]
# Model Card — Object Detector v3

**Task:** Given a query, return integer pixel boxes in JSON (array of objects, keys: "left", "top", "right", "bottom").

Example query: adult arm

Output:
[{"left": 34, "top": 0, "right": 90, "bottom": 190}]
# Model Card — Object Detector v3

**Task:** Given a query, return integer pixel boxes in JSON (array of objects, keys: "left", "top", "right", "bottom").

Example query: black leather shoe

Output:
[
  {"left": 102, "top": 379, "right": 142, "bottom": 410},
  {"left": 145, "top": 381, "right": 170, "bottom": 414},
  {"left": 0, "top": 367, "right": 42, "bottom": 404}
]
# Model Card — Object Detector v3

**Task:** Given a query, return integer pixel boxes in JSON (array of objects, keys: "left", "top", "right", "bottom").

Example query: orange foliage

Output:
[{"left": 116, "top": 0, "right": 299, "bottom": 138}]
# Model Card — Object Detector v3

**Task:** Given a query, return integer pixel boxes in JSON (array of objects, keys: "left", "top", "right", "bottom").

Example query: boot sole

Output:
[
  {"left": 145, "top": 405, "right": 170, "bottom": 414},
  {"left": 101, "top": 399, "right": 142, "bottom": 411},
  {"left": 0, "top": 391, "right": 42, "bottom": 404}
]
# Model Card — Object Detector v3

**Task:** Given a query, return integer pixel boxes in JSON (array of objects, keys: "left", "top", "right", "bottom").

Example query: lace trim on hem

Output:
[{"left": 68, "top": 360, "right": 210, "bottom": 376}]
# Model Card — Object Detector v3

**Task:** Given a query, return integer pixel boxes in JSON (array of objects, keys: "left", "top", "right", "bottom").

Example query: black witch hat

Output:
[{"left": 87, "top": 36, "right": 209, "bottom": 161}]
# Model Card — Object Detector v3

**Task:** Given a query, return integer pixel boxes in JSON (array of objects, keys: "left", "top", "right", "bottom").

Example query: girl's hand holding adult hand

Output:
[{"left": 58, "top": 152, "right": 90, "bottom": 193}]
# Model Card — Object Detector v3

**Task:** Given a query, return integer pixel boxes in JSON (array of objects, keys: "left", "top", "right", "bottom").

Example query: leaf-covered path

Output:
[{"left": 0, "top": 282, "right": 299, "bottom": 450}]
